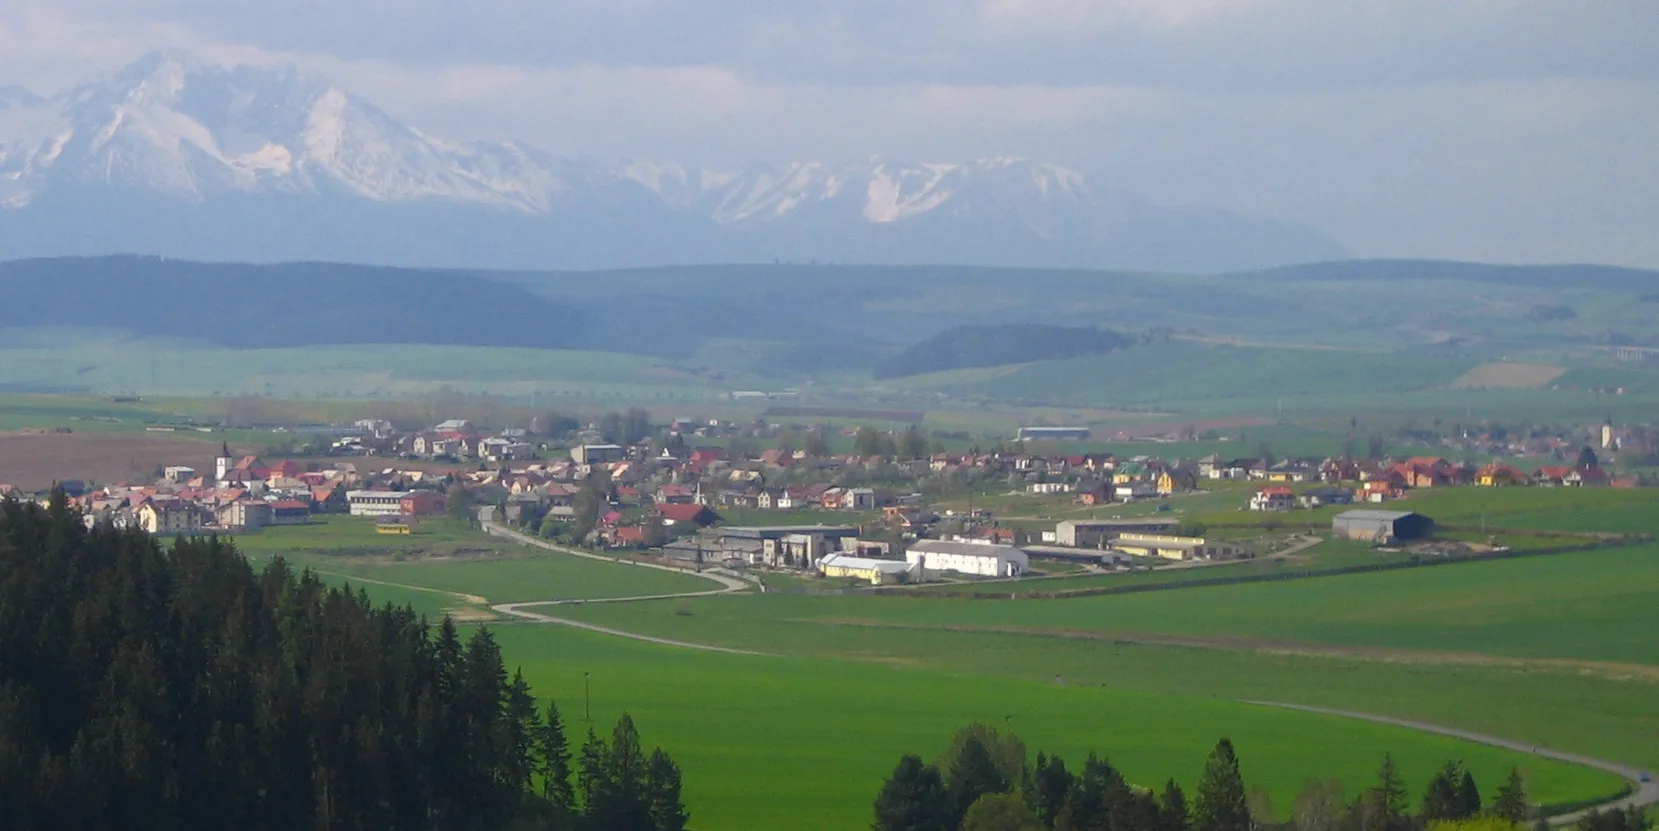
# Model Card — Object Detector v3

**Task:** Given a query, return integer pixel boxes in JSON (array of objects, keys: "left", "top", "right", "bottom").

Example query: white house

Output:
[
  {"left": 906, "top": 540, "right": 1029, "bottom": 578},
  {"left": 1027, "top": 482, "right": 1072, "bottom": 495}
]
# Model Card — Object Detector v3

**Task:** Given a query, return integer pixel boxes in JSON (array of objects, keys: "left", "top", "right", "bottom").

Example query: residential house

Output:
[
  {"left": 654, "top": 503, "right": 722, "bottom": 528},
  {"left": 1028, "top": 482, "right": 1071, "bottom": 495},
  {"left": 268, "top": 499, "right": 312, "bottom": 525},
  {"left": 1476, "top": 464, "right": 1528, "bottom": 487},
  {"left": 1298, "top": 487, "right": 1355, "bottom": 508},
  {"left": 218, "top": 500, "right": 273, "bottom": 531},
  {"left": 1250, "top": 486, "right": 1296, "bottom": 511},
  {"left": 1075, "top": 480, "right": 1112, "bottom": 506},
  {"left": 137, "top": 500, "right": 204, "bottom": 535}
]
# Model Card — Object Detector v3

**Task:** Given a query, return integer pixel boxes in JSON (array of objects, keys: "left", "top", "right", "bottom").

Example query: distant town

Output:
[{"left": 5, "top": 409, "right": 1647, "bottom": 588}]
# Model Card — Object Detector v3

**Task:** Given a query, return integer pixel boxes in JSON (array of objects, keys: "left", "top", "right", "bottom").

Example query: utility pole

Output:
[{"left": 584, "top": 671, "right": 592, "bottom": 724}]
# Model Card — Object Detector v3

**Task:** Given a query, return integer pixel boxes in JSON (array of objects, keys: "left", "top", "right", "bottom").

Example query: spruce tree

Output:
[
  {"left": 873, "top": 754, "right": 951, "bottom": 831},
  {"left": 540, "top": 700, "right": 576, "bottom": 816},
  {"left": 1456, "top": 771, "right": 1481, "bottom": 820},
  {"left": 1490, "top": 768, "right": 1530, "bottom": 823},
  {"left": 1027, "top": 753, "right": 1074, "bottom": 829},
  {"left": 1194, "top": 739, "right": 1252, "bottom": 831},
  {"left": 1161, "top": 779, "right": 1193, "bottom": 831},
  {"left": 950, "top": 737, "right": 1014, "bottom": 825},
  {"left": 644, "top": 748, "right": 689, "bottom": 831},
  {"left": 1363, "top": 754, "right": 1409, "bottom": 831},
  {"left": 1420, "top": 762, "right": 1464, "bottom": 823}
]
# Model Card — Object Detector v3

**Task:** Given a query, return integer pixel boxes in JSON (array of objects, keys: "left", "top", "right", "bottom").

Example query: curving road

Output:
[
  {"left": 481, "top": 522, "right": 1655, "bottom": 819},
  {"left": 480, "top": 521, "right": 764, "bottom": 654},
  {"left": 1243, "top": 701, "right": 1657, "bottom": 825}
]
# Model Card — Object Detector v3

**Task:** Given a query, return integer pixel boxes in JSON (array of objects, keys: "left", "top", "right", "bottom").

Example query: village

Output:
[{"left": 4, "top": 409, "right": 1648, "bottom": 588}]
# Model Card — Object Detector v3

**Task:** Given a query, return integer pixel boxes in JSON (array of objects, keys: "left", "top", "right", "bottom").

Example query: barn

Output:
[
  {"left": 1331, "top": 510, "right": 1435, "bottom": 544},
  {"left": 906, "top": 540, "right": 1030, "bottom": 578}
]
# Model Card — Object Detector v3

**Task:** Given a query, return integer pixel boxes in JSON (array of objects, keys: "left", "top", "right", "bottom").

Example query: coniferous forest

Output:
[
  {"left": 871, "top": 725, "right": 1651, "bottom": 831},
  {"left": 0, "top": 493, "right": 687, "bottom": 831}
]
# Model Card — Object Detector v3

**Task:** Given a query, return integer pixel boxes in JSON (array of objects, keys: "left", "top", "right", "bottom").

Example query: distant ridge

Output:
[{"left": 1245, "top": 259, "right": 1659, "bottom": 291}]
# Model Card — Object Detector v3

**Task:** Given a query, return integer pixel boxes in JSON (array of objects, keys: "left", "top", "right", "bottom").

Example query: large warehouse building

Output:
[
  {"left": 906, "top": 540, "right": 1030, "bottom": 578},
  {"left": 1054, "top": 518, "right": 1178, "bottom": 548},
  {"left": 1331, "top": 510, "right": 1435, "bottom": 544}
]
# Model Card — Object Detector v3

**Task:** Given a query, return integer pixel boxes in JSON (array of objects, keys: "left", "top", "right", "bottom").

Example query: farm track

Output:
[
  {"left": 1244, "top": 702, "right": 1658, "bottom": 825},
  {"left": 480, "top": 522, "right": 764, "bottom": 654},
  {"left": 798, "top": 619, "right": 1659, "bottom": 683}
]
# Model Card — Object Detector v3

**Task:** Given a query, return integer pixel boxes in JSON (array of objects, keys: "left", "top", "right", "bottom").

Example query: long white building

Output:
[{"left": 906, "top": 540, "right": 1029, "bottom": 578}]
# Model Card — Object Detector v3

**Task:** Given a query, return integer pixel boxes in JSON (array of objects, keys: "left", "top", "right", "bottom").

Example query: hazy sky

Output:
[{"left": 3, "top": 1, "right": 1657, "bottom": 266}]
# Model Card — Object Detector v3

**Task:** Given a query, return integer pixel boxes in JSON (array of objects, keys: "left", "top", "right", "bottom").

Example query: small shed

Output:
[{"left": 1331, "top": 510, "right": 1434, "bottom": 544}]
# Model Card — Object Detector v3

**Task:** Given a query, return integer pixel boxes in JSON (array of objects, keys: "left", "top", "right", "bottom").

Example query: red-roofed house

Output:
[
  {"left": 268, "top": 499, "right": 312, "bottom": 525},
  {"left": 653, "top": 503, "right": 721, "bottom": 528},
  {"left": 1250, "top": 486, "right": 1295, "bottom": 511},
  {"left": 1476, "top": 464, "right": 1527, "bottom": 487}
]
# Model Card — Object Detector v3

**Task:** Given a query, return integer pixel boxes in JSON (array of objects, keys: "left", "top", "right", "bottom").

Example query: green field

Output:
[
  {"left": 494, "top": 625, "right": 1623, "bottom": 831},
  {"left": 228, "top": 516, "right": 718, "bottom": 619},
  {"left": 554, "top": 545, "right": 1659, "bottom": 668}
]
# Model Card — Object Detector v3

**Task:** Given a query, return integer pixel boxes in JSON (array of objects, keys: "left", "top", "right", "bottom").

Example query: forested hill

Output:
[
  {"left": 0, "top": 494, "right": 689, "bottom": 831},
  {"left": 0, "top": 256, "right": 589, "bottom": 350},
  {"left": 875, "top": 324, "right": 1134, "bottom": 379}
]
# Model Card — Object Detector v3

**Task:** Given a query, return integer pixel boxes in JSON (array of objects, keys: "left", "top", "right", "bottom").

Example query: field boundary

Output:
[{"left": 1242, "top": 702, "right": 1657, "bottom": 825}]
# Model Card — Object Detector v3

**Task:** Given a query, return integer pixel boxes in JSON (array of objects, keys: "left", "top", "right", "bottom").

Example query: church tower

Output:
[{"left": 216, "top": 442, "right": 234, "bottom": 482}]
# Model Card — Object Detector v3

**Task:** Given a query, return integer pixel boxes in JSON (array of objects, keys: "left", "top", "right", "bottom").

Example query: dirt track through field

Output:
[
  {"left": 801, "top": 619, "right": 1659, "bottom": 683},
  {"left": 311, "top": 570, "right": 497, "bottom": 622},
  {"left": 480, "top": 522, "right": 766, "bottom": 654},
  {"left": 1244, "top": 702, "right": 1658, "bottom": 825}
]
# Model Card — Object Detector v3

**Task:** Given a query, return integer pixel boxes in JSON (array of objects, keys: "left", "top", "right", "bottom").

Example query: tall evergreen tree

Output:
[
  {"left": 1027, "top": 753, "right": 1074, "bottom": 829},
  {"left": 1194, "top": 739, "right": 1252, "bottom": 831},
  {"left": 873, "top": 754, "right": 952, "bottom": 831},
  {"left": 1490, "top": 768, "right": 1530, "bottom": 823},
  {"left": 1421, "top": 763, "right": 1466, "bottom": 823},
  {"left": 949, "top": 737, "right": 1014, "bottom": 826},
  {"left": 539, "top": 701, "right": 576, "bottom": 817},
  {"left": 1456, "top": 771, "right": 1482, "bottom": 821},
  {"left": 1362, "top": 754, "right": 1410, "bottom": 831},
  {"left": 1160, "top": 779, "right": 1193, "bottom": 831},
  {"left": 644, "top": 748, "right": 689, "bottom": 831}
]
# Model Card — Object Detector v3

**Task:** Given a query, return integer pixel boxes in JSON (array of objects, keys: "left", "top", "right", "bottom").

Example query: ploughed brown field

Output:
[{"left": 0, "top": 432, "right": 220, "bottom": 491}]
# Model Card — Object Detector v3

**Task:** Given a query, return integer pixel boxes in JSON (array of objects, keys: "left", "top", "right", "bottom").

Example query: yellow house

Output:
[{"left": 1476, "top": 465, "right": 1527, "bottom": 487}]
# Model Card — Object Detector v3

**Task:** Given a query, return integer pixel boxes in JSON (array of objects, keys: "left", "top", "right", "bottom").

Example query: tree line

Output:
[
  {"left": 872, "top": 725, "right": 1649, "bottom": 831},
  {"left": 0, "top": 492, "right": 687, "bottom": 831}
]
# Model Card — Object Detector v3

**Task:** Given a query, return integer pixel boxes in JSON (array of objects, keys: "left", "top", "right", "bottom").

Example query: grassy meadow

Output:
[{"left": 492, "top": 624, "right": 1624, "bottom": 831}]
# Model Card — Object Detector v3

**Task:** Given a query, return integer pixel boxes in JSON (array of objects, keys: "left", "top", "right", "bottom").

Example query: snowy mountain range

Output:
[{"left": 0, "top": 51, "right": 1346, "bottom": 272}]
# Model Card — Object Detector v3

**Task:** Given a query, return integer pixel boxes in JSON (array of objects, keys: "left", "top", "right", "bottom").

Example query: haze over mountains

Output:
[{"left": 0, "top": 51, "right": 1345, "bottom": 273}]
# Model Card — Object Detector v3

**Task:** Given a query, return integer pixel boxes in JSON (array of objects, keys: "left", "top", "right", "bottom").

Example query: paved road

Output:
[
  {"left": 481, "top": 522, "right": 763, "bottom": 654},
  {"left": 1244, "top": 701, "right": 1657, "bottom": 825}
]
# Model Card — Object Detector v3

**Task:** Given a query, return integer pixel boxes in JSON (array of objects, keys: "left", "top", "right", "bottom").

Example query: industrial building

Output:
[
  {"left": 906, "top": 540, "right": 1030, "bottom": 578},
  {"left": 1054, "top": 518, "right": 1178, "bottom": 548},
  {"left": 1112, "top": 533, "right": 1240, "bottom": 561},
  {"left": 347, "top": 490, "right": 445, "bottom": 518},
  {"left": 706, "top": 525, "right": 864, "bottom": 568},
  {"left": 1331, "top": 510, "right": 1435, "bottom": 544},
  {"left": 570, "top": 444, "right": 626, "bottom": 465},
  {"left": 819, "top": 554, "right": 916, "bottom": 585},
  {"left": 1016, "top": 426, "right": 1091, "bottom": 441}
]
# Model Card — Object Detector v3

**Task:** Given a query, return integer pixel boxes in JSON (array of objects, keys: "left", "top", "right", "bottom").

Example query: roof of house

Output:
[{"left": 655, "top": 503, "right": 717, "bottom": 523}]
